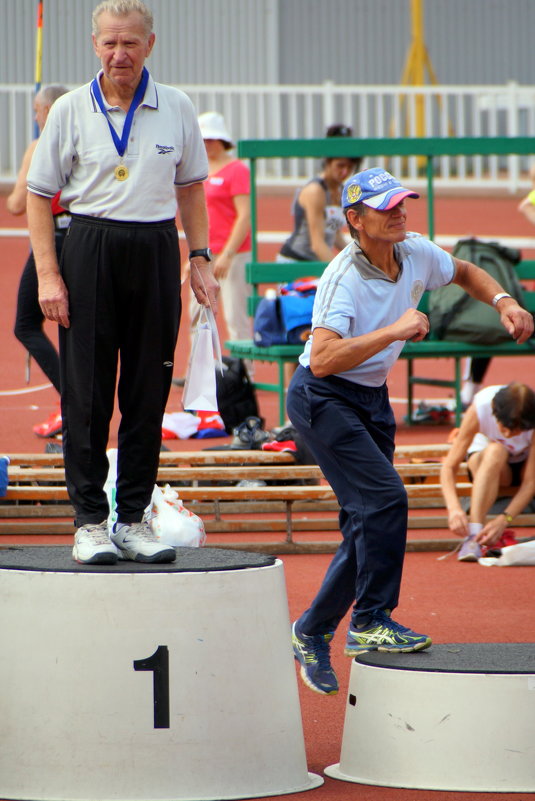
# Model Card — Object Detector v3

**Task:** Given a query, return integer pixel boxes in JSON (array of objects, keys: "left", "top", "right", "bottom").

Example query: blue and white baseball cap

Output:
[{"left": 342, "top": 167, "right": 419, "bottom": 210}]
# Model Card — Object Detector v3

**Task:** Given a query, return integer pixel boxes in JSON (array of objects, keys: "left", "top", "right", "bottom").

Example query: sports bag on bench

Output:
[
  {"left": 427, "top": 238, "right": 528, "bottom": 344},
  {"left": 253, "top": 279, "right": 317, "bottom": 347}
]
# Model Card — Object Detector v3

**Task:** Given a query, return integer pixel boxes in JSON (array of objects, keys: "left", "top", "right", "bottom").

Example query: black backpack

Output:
[
  {"left": 427, "top": 238, "right": 527, "bottom": 344},
  {"left": 216, "top": 357, "right": 259, "bottom": 433}
]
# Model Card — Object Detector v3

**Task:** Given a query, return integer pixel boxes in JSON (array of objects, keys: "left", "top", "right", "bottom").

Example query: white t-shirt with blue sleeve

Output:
[{"left": 298, "top": 232, "right": 455, "bottom": 386}]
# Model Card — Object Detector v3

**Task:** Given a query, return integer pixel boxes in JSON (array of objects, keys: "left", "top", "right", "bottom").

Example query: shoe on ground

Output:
[
  {"left": 481, "top": 528, "right": 518, "bottom": 558},
  {"left": 261, "top": 439, "right": 298, "bottom": 453},
  {"left": 33, "top": 409, "right": 62, "bottom": 438},
  {"left": 111, "top": 521, "right": 176, "bottom": 563},
  {"left": 458, "top": 533, "right": 483, "bottom": 562},
  {"left": 45, "top": 441, "right": 63, "bottom": 454},
  {"left": 231, "top": 416, "right": 270, "bottom": 449},
  {"left": 291, "top": 621, "right": 338, "bottom": 695},
  {"left": 72, "top": 521, "right": 118, "bottom": 565},
  {"left": 344, "top": 610, "right": 432, "bottom": 655}
]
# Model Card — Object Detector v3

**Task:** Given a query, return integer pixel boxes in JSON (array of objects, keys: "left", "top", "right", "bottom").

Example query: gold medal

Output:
[{"left": 114, "top": 164, "right": 129, "bottom": 181}]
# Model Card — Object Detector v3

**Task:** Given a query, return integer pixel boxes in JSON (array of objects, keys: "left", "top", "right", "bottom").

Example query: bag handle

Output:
[{"left": 194, "top": 266, "right": 223, "bottom": 375}]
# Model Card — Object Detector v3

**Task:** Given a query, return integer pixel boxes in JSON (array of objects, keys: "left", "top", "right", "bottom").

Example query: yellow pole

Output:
[
  {"left": 392, "top": 0, "right": 453, "bottom": 173},
  {"left": 411, "top": 0, "right": 425, "bottom": 138}
]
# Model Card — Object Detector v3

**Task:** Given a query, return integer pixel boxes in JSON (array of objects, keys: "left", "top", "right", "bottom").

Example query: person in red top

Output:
[
  {"left": 186, "top": 111, "right": 252, "bottom": 374},
  {"left": 7, "top": 84, "right": 70, "bottom": 437}
]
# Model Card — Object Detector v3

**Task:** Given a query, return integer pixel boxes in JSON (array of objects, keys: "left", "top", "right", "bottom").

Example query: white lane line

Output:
[
  {"left": 0, "top": 383, "right": 52, "bottom": 396},
  {"left": 2, "top": 227, "right": 535, "bottom": 250},
  {"left": 0, "top": 228, "right": 29, "bottom": 237}
]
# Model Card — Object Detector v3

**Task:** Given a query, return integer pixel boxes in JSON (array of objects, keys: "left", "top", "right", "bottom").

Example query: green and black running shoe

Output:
[
  {"left": 292, "top": 621, "right": 338, "bottom": 695},
  {"left": 345, "top": 610, "right": 432, "bottom": 656}
]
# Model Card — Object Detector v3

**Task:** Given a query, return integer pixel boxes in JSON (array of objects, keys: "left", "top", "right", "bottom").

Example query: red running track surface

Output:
[{"left": 1, "top": 192, "right": 535, "bottom": 801}]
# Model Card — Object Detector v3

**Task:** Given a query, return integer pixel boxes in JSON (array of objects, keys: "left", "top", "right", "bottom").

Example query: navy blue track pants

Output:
[
  {"left": 286, "top": 365, "right": 408, "bottom": 633},
  {"left": 59, "top": 214, "right": 181, "bottom": 527}
]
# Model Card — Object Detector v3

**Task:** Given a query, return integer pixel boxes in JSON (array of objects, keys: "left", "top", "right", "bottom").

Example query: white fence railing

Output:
[{"left": 2, "top": 82, "right": 535, "bottom": 190}]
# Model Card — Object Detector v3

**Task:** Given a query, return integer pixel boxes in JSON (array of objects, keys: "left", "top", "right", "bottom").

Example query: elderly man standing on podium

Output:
[{"left": 26, "top": 0, "right": 219, "bottom": 566}]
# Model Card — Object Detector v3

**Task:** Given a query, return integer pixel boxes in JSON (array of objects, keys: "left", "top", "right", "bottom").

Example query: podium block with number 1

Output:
[{"left": 0, "top": 547, "right": 322, "bottom": 801}]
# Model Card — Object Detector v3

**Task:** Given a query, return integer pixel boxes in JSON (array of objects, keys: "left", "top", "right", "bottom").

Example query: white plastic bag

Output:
[
  {"left": 104, "top": 450, "right": 205, "bottom": 546},
  {"left": 104, "top": 447, "right": 153, "bottom": 534},
  {"left": 104, "top": 448, "right": 119, "bottom": 533},
  {"left": 150, "top": 483, "right": 206, "bottom": 548},
  {"left": 182, "top": 306, "right": 223, "bottom": 412},
  {"left": 478, "top": 540, "right": 535, "bottom": 566}
]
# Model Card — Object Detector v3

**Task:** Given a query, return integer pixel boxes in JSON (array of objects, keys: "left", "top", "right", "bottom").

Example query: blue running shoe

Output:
[
  {"left": 345, "top": 610, "right": 432, "bottom": 656},
  {"left": 292, "top": 621, "right": 338, "bottom": 695}
]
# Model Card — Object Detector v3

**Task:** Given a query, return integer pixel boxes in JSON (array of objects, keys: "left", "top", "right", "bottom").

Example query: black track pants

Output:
[{"left": 59, "top": 215, "right": 181, "bottom": 526}]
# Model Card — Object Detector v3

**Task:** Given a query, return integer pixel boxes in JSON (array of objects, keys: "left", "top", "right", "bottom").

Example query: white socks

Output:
[{"left": 468, "top": 522, "right": 483, "bottom": 538}]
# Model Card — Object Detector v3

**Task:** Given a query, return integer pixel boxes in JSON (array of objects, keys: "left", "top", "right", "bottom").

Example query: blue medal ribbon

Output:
[{"left": 91, "top": 66, "right": 149, "bottom": 158}]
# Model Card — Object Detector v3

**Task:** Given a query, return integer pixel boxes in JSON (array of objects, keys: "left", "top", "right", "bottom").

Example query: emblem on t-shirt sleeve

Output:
[{"left": 411, "top": 279, "right": 424, "bottom": 306}]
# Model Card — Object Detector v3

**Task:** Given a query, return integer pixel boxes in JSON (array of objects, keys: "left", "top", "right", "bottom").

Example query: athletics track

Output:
[{"left": 1, "top": 190, "right": 534, "bottom": 801}]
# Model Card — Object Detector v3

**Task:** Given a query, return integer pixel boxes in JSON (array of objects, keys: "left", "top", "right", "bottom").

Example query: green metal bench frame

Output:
[{"left": 226, "top": 136, "right": 535, "bottom": 425}]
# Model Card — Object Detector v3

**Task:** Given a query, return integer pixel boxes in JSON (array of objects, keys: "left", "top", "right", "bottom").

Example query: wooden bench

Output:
[
  {"left": 2, "top": 445, "right": 534, "bottom": 554},
  {"left": 227, "top": 259, "right": 535, "bottom": 427}
]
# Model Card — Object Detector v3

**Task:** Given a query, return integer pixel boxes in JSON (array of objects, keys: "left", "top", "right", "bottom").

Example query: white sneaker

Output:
[
  {"left": 111, "top": 521, "right": 176, "bottom": 563},
  {"left": 73, "top": 521, "right": 118, "bottom": 565}
]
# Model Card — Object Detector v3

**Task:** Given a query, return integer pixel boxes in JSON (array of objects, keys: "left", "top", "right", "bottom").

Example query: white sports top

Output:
[
  {"left": 27, "top": 71, "right": 208, "bottom": 221},
  {"left": 299, "top": 232, "right": 455, "bottom": 386},
  {"left": 469, "top": 385, "right": 533, "bottom": 463}
]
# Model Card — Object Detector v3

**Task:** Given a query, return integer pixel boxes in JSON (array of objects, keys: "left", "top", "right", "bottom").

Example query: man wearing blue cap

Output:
[{"left": 288, "top": 167, "right": 533, "bottom": 695}]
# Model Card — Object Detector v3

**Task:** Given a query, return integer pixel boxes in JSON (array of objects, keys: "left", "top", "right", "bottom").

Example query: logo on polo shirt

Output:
[
  {"left": 156, "top": 144, "right": 175, "bottom": 154},
  {"left": 411, "top": 280, "right": 424, "bottom": 306}
]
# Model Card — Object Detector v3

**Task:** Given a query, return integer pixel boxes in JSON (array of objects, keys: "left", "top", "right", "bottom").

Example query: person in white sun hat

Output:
[{"left": 287, "top": 166, "right": 533, "bottom": 696}]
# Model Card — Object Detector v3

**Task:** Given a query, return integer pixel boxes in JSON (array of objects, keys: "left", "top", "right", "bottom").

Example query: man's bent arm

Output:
[{"left": 27, "top": 191, "right": 70, "bottom": 328}]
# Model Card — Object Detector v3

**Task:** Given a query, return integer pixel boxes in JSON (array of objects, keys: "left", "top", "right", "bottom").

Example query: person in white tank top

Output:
[{"left": 440, "top": 382, "right": 535, "bottom": 561}]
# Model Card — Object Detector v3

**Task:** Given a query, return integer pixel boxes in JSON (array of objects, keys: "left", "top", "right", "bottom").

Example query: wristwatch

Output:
[
  {"left": 503, "top": 512, "right": 514, "bottom": 524},
  {"left": 189, "top": 248, "right": 212, "bottom": 262},
  {"left": 492, "top": 292, "right": 513, "bottom": 307}
]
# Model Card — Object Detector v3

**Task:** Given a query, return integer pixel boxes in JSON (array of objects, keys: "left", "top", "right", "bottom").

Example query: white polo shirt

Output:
[
  {"left": 299, "top": 232, "right": 455, "bottom": 386},
  {"left": 27, "top": 70, "right": 208, "bottom": 222}
]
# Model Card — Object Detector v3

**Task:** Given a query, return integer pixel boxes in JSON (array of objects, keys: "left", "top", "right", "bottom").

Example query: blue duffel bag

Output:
[{"left": 253, "top": 293, "right": 315, "bottom": 346}]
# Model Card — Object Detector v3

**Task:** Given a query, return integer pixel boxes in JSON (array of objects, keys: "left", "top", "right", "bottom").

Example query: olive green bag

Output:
[{"left": 428, "top": 238, "right": 527, "bottom": 344}]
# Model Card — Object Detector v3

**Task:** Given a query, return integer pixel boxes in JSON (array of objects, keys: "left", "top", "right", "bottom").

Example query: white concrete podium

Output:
[
  {"left": 325, "top": 643, "right": 535, "bottom": 792},
  {"left": 0, "top": 546, "right": 322, "bottom": 801}
]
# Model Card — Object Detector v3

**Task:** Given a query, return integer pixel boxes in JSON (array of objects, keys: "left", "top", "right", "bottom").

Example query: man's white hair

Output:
[{"left": 92, "top": 1, "right": 153, "bottom": 37}]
